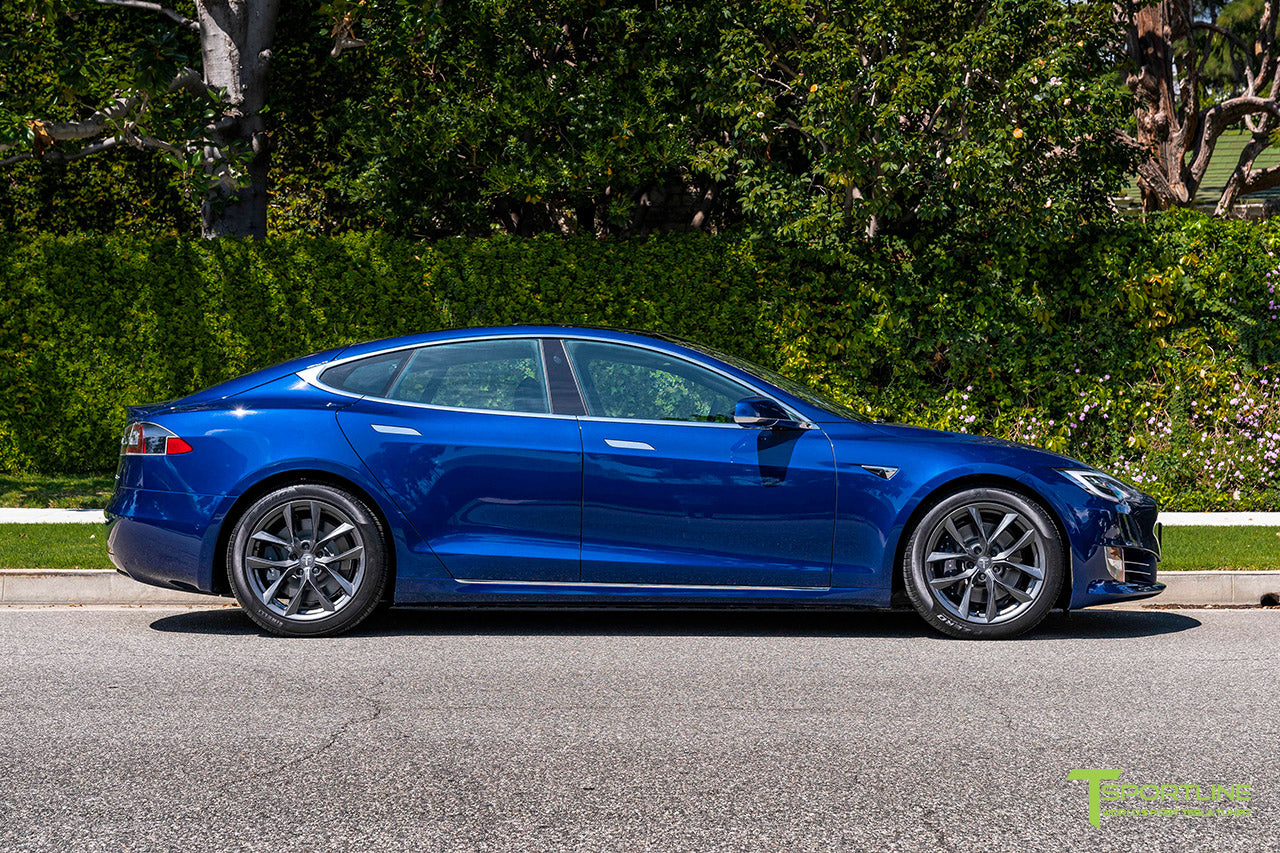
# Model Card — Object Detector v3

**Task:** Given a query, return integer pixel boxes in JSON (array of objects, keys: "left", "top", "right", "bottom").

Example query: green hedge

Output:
[{"left": 1, "top": 211, "right": 1277, "bottom": 510}]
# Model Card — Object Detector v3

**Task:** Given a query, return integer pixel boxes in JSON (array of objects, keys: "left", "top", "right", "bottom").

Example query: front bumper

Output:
[{"left": 1071, "top": 498, "right": 1165, "bottom": 608}]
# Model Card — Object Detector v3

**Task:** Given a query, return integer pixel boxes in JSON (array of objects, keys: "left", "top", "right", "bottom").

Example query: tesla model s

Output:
[{"left": 107, "top": 326, "right": 1164, "bottom": 637}]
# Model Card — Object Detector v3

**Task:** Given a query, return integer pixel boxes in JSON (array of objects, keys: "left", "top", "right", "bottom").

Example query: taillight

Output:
[{"left": 122, "top": 422, "right": 193, "bottom": 456}]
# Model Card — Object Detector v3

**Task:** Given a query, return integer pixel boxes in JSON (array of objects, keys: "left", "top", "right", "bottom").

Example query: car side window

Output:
[
  {"left": 319, "top": 350, "right": 411, "bottom": 397},
  {"left": 384, "top": 339, "right": 550, "bottom": 414},
  {"left": 562, "top": 340, "right": 753, "bottom": 423}
]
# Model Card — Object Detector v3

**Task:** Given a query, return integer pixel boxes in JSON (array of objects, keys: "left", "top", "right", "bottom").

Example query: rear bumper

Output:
[{"left": 106, "top": 487, "right": 228, "bottom": 595}]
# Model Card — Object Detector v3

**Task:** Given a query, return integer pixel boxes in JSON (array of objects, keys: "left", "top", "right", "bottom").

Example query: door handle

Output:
[
  {"left": 604, "top": 438, "right": 654, "bottom": 451},
  {"left": 371, "top": 424, "right": 421, "bottom": 436}
]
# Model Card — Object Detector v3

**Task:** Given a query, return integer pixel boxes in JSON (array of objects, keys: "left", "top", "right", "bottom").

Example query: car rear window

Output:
[{"left": 319, "top": 350, "right": 411, "bottom": 397}]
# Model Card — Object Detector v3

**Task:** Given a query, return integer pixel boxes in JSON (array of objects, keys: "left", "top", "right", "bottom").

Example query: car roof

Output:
[{"left": 334, "top": 325, "right": 700, "bottom": 361}]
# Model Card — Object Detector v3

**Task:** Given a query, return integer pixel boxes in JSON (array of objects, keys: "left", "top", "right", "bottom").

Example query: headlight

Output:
[{"left": 1057, "top": 468, "right": 1129, "bottom": 502}]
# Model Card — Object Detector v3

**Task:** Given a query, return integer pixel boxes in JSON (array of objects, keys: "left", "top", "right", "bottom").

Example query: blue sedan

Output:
[{"left": 107, "top": 326, "right": 1164, "bottom": 638}]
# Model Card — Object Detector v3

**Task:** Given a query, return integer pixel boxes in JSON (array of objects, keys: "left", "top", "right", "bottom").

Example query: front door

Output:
[{"left": 563, "top": 339, "right": 836, "bottom": 587}]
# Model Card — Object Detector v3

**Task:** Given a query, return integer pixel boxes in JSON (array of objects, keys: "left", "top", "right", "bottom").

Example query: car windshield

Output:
[{"left": 654, "top": 335, "right": 866, "bottom": 422}]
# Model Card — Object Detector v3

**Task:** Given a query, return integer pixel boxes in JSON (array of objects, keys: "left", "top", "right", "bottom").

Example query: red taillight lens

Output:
[
  {"left": 121, "top": 422, "right": 192, "bottom": 455},
  {"left": 166, "top": 436, "right": 193, "bottom": 455}
]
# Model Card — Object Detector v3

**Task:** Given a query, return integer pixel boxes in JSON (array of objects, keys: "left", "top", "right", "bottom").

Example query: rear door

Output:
[
  {"left": 331, "top": 337, "right": 583, "bottom": 582},
  {"left": 562, "top": 338, "right": 836, "bottom": 588}
]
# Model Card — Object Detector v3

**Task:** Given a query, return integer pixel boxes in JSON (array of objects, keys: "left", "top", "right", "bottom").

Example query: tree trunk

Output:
[
  {"left": 1129, "top": 1, "right": 1189, "bottom": 211},
  {"left": 195, "top": 0, "right": 280, "bottom": 238}
]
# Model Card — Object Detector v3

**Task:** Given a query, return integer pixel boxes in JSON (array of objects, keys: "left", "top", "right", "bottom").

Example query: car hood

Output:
[{"left": 856, "top": 421, "right": 1083, "bottom": 468}]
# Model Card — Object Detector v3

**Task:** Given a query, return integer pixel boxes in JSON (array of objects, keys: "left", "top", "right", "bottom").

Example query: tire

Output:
[
  {"left": 227, "top": 483, "right": 389, "bottom": 637},
  {"left": 902, "top": 487, "right": 1064, "bottom": 639}
]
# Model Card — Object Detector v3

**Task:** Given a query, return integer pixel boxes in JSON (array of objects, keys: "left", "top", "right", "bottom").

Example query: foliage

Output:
[
  {"left": 334, "top": 0, "right": 1130, "bottom": 242},
  {"left": 0, "top": 0, "right": 217, "bottom": 193},
  {"left": 695, "top": 0, "right": 1133, "bottom": 243},
  {"left": 330, "top": 0, "right": 726, "bottom": 237},
  {"left": 1, "top": 211, "right": 1277, "bottom": 510},
  {"left": 2, "top": 0, "right": 1125, "bottom": 241},
  {"left": 0, "top": 1, "right": 200, "bottom": 232}
]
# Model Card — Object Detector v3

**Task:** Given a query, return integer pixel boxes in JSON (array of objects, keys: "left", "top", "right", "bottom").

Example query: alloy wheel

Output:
[
  {"left": 921, "top": 501, "right": 1046, "bottom": 625},
  {"left": 243, "top": 499, "right": 367, "bottom": 621}
]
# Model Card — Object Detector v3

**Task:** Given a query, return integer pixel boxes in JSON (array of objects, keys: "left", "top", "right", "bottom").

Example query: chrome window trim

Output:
[
  {"left": 296, "top": 331, "right": 814, "bottom": 426},
  {"left": 297, "top": 334, "right": 567, "bottom": 421},
  {"left": 581, "top": 416, "right": 740, "bottom": 430}
]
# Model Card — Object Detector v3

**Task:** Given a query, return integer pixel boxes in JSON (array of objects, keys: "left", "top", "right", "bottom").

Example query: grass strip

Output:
[
  {"left": 0, "top": 473, "right": 115, "bottom": 509},
  {"left": 1160, "top": 526, "right": 1280, "bottom": 571},
  {"left": 0, "top": 524, "right": 113, "bottom": 570}
]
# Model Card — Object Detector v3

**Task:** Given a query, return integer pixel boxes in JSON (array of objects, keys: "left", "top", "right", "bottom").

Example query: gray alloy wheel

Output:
[
  {"left": 903, "top": 487, "right": 1064, "bottom": 639},
  {"left": 227, "top": 484, "right": 388, "bottom": 637}
]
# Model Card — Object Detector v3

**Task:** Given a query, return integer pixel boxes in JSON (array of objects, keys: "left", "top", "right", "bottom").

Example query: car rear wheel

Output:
[
  {"left": 903, "top": 487, "right": 1064, "bottom": 639},
  {"left": 227, "top": 484, "right": 388, "bottom": 637}
]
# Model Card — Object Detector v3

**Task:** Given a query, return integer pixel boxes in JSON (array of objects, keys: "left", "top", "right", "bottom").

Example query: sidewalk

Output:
[{"left": 0, "top": 508, "right": 107, "bottom": 523}]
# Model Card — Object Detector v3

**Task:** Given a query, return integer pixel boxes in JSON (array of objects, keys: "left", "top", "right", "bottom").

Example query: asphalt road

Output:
[{"left": 0, "top": 605, "right": 1276, "bottom": 853}]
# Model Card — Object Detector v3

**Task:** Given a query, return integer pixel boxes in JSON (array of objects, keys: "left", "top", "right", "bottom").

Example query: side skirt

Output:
[{"left": 392, "top": 577, "right": 891, "bottom": 607}]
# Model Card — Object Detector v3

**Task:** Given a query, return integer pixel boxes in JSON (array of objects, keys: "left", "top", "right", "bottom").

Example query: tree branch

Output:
[
  {"left": 329, "top": 9, "right": 368, "bottom": 58},
  {"left": 1190, "top": 21, "right": 1254, "bottom": 70},
  {"left": 1, "top": 67, "right": 215, "bottom": 170},
  {"left": 1206, "top": 95, "right": 1280, "bottom": 126},
  {"left": 95, "top": 0, "right": 199, "bottom": 32},
  {"left": 1255, "top": 0, "right": 1280, "bottom": 94},
  {"left": 330, "top": 36, "right": 368, "bottom": 59},
  {"left": 0, "top": 136, "right": 124, "bottom": 167},
  {"left": 1243, "top": 161, "right": 1280, "bottom": 194},
  {"left": 37, "top": 95, "right": 139, "bottom": 143}
]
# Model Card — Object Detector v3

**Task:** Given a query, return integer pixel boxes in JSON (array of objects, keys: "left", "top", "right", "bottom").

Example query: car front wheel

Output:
[
  {"left": 227, "top": 483, "right": 388, "bottom": 637},
  {"left": 903, "top": 487, "right": 1065, "bottom": 639}
]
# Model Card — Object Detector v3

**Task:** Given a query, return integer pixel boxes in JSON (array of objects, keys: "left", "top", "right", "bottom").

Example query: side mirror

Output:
[{"left": 734, "top": 396, "right": 804, "bottom": 429}]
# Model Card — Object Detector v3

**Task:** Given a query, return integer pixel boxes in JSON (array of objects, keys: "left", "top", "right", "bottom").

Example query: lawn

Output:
[
  {"left": 1160, "top": 526, "right": 1280, "bottom": 571},
  {"left": 0, "top": 523, "right": 1275, "bottom": 572},
  {"left": 0, "top": 473, "right": 116, "bottom": 509},
  {"left": 0, "top": 524, "right": 113, "bottom": 570}
]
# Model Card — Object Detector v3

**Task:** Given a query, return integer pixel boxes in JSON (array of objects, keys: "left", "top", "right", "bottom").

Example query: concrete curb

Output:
[
  {"left": 1157, "top": 571, "right": 1280, "bottom": 606},
  {"left": 1, "top": 568, "right": 1276, "bottom": 607},
  {"left": 0, "top": 570, "right": 216, "bottom": 605}
]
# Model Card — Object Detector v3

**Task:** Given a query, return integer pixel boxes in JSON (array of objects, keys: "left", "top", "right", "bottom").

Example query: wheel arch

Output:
[
  {"left": 211, "top": 469, "right": 397, "bottom": 599},
  {"left": 890, "top": 473, "right": 1072, "bottom": 612}
]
